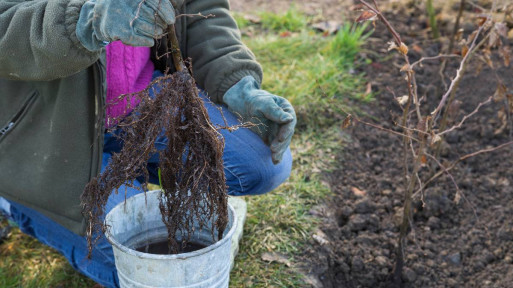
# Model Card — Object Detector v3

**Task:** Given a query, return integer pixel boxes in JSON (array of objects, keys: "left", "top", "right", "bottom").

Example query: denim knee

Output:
[{"left": 226, "top": 147, "right": 292, "bottom": 196}]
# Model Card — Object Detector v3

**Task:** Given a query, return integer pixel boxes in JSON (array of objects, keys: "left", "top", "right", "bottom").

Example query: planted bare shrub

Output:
[{"left": 349, "top": 0, "right": 513, "bottom": 284}]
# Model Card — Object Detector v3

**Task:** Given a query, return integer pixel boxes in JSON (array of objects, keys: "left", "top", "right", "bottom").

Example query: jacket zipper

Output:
[
  {"left": 92, "top": 61, "right": 105, "bottom": 179},
  {"left": 0, "top": 92, "right": 37, "bottom": 139}
]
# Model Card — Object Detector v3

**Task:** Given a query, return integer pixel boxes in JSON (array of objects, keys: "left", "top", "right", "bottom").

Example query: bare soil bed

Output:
[{"left": 302, "top": 7, "right": 513, "bottom": 288}]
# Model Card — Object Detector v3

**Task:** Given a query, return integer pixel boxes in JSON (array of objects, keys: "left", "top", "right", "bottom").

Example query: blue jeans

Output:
[{"left": 0, "top": 82, "right": 292, "bottom": 287}]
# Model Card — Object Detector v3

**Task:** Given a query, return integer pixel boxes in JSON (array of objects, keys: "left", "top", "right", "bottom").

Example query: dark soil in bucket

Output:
[
  {"left": 297, "top": 5, "right": 513, "bottom": 288},
  {"left": 135, "top": 239, "right": 208, "bottom": 255}
]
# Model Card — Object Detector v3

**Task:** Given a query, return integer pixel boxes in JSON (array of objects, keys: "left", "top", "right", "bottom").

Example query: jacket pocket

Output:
[{"left": 0, "top": 91, "right": 38, "bottom": 143}]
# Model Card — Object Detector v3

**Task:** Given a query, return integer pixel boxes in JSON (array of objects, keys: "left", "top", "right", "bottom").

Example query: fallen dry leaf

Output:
[
  {"left": 454, "top": 191, "right": 462, "bottom": 204},
  {"left": 313, "top": 230, "right": 330, "bottom": 246},
  {"left": 467, "top": 30, "right": 479, "bottom": 45},
  {"left": 498, "top": 177, "right": 510, "bottom": 187},
  {"left": 311, "top": 21, "right": 341, "bottom": 35},
  {"left": 495, "top": 22, "right": 508, "bottom": 38},
  {"left": 356, "top": 10, "right": 377, "bottom": 23},
  {"left": 488, "top": 30, "right": 499, "bottom": 48},
  {"left": 279, "top": 31, "right": 292, "bottom": 38},
  {"left": 261, "top": 252, "right": 292, "bottom": 267},
  {"left": 493, "top": 83, "right": 507, "bottom": 102},
  {"left": 412, "top": 44, "right": 423, "bottom": 54},
  {"left": 365, "top": 82, "right": 372, "bottom": 96},
  {"left": 461, "top": 45, "right": 469, "bottom": 58},
  {"left": 342, "top": 114, "right": 353, "bottom": 129},
  {"left": 243, "top": 14, "right": 261, "bottom": 24},
  {"left": 482, "top": 48, "right": 494, "bottom": 68},
  {"left": 494, "top": 107, "right": 508, "bottom": 135},
  {"left": 430, "top": 134, "right": 442, "bottom": 146},
  {"left": 500, "top": 46, "right": 510, "bottom": 67},
  {"left": 351, "top": 186, "right": 366, "bottom": 197},
  {"left": 396, "top": 95, "right": 409, "bottom": 106},
  {"left": 477, "top": 15, "right": 488, "bottom": 27},
  {"left": 387, "top": 41, "right": 397, "bottom": 52}
]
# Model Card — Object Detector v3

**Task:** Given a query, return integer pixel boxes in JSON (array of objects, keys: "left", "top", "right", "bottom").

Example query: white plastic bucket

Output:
[{"left": 104, "top": 190, "right": 236, "bottom": 288}]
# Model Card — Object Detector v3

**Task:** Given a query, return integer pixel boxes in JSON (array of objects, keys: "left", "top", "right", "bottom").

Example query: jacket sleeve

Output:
[
  {"left": 185, "top": 0, "right": 263, "bottom": 103},
  {"left": 0, "top": 0, "right": 100, "bottom": 81}
]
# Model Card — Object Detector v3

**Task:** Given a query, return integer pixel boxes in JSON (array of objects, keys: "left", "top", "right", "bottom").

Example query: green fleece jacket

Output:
[{"left": 0, "top": 0, "right": 262, "bottom": 235}]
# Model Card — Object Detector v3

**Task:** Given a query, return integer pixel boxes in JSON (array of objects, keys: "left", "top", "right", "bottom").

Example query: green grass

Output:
[
  {"left": 0, "top": 9, "right": 370, "bottom": 288},
  {"left": 0, "top": 220, "right": 97, "bottom": 287},
  {"left": 233, "top": 6, "right": 309, "bottom": 32},
  {"left": 259, "top": 6, "right": 308, "bottom": 33}
]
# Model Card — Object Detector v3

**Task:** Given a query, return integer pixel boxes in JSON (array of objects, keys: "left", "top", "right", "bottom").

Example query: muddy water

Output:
[{"left": 135, "top": 239, "right": 207, "bottom": 254}]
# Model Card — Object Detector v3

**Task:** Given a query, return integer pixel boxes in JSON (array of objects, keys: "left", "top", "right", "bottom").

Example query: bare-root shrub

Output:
[{"left": 81, "top": 24, "right": 228, "bottom": 256}]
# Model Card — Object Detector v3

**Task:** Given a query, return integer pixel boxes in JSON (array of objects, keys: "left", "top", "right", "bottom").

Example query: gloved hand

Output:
[
  {"left": 223, "top": 76, "right": 296, "bottom": 164},
  {"left": 76, "top": 0, "right": 176, "bottom": 51}
]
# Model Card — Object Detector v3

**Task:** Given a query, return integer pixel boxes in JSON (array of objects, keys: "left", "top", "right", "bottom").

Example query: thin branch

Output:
[
  {"left": 410, "top": 72, "right": 422, "bottom": 121},
  {"left": 437, "top": 96, "right": 493, "bottom": 136},
  {"left": 410, "top": 55, "right": 462, "bottom": 69},
  {"left": 394, "top": 123, "right": 431, "bottom": 136},
  {"left": 371, "top": 0, "right": 378, "bottom": 10},
  {"left": 415, "top": 140, "right": 513, "bottom": 195},
  {"left": 430, "top": 22, "right": 488, "bottom": 121},
  {"left": 359, "top": 0, "right": 402, "bottom": 46},
  {"left": 466, "top": 0, "right": 486, "bottom": 12},
  {"left": 459, "top": 140, "right": 513, "bottom": 161},
  {"left": 422, "top": 153, "right": 478, "bottom": 218},
  {"left": 424, "top": 153, "right": 460, "bottom": 194},
  {"left": 353, "top": 117, "right": 421, "bottom": 142}
]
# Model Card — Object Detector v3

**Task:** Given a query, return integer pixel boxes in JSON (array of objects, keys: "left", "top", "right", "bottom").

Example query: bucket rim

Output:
[{"left": 104, "top": 189, "right": 237, "bottom": 260}]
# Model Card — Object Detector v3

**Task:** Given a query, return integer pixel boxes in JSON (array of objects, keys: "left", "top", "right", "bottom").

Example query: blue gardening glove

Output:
[
  {"left": 76, "top": 0, "right": 176, "bottom": 51},
  {"left": 223, "top": 76, "right": 296, "bottom": 164}
]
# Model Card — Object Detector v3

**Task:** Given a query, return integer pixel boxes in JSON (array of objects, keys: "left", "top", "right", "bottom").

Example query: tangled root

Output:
[{"left": 81, "top": 71, "right": 228, "bottom": 256}]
